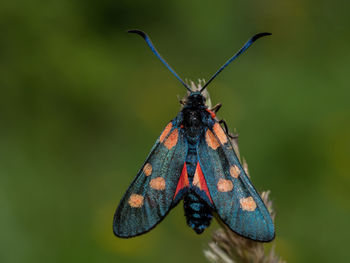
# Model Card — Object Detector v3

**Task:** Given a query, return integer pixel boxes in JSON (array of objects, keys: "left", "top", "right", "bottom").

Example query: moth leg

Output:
[
  {"left": 219, "top": 119, "right": 237, "bottom": 139},
  {"left": 211, "top": 103, "right": 222, "bottom": 113},
  {"left": 177, "top": 95, "right": 186, "bottom": 106}
]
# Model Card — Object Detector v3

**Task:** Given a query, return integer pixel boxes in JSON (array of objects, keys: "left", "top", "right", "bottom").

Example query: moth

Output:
[{"left": 113, "top": 30, "right": 275, "bottom": 241}]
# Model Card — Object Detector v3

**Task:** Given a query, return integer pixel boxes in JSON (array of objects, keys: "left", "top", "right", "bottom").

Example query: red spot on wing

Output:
[
  {"left": 193, "top": 162, "right": 213, "bottom": 203},
  {"left": 173, "top": 163, "right": 190, "bottom": 200},
  {"left": 160, "top": 122, "right": 172, "bottom": 143},
  {"left": 206, "top": 109, "right": 216, "bottom": 119},
  {"left": 163, "top": 129, "right": 178, "bottom": 150}
]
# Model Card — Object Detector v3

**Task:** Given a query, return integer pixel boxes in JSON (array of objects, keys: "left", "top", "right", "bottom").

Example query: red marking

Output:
[
  {"left": 160, "top": 122, "right": 173, "bottom": 143},
  {"left": 180, "top": 124, "right": 184, "bottom": 129},
  {"left": 173, "top": 163, "right": 190, "bottom": 200},
  {"left": 206, "top": 129, "right": 220, "bottom": 150},
  {"left": 206, "top": 109, "right": 216, "bottom": 119},
  {"left": 213, "top": 123, "right": 228, "bottom": 144},
  {"left": 164, "top": 129, "right": 178, "bottom": 150},
  {"left": 194, "top": 163, "right": 213, "bottom": 203}
]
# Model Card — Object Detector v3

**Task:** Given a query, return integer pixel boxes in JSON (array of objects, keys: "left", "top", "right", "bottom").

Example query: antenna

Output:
[
  {"left": 200, "top": 33, "right": 271, "bottom": 92},
  {"left": 128, "top": 30, "right": 191, "bottom": 92}
]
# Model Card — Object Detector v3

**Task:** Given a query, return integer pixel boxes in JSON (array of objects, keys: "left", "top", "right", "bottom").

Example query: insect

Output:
[{"left": 113, "top": 30, "right": 274, "bottom": 241}]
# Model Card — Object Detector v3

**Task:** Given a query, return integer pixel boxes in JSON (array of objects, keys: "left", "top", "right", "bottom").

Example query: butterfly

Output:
[{"left": 113, "top": 30, "right": 275, "bottom": 241}]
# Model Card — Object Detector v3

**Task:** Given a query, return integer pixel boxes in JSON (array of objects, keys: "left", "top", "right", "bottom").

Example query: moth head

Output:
[
  {"left": 178, "top": 80, "right": 212, "bottom": 108},
  {"left": 186, "top": 91, "right": 206, "bottom": 108}
]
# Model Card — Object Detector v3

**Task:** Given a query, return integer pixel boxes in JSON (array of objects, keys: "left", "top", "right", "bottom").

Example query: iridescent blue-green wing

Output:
[
  {"left": 113, "top": 118, "right": 187, "bottom": 238},
  {"left": 197, "top": 121, "right": 274, "bottom": 241}
]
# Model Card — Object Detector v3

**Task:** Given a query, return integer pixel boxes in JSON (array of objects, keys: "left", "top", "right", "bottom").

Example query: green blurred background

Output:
[{"left": 1, "top": 0, "right": 349, "bottom": 262}]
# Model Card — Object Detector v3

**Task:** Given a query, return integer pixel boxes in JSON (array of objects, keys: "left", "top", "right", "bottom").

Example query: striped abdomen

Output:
[
  {"left": 183, "top": 143, "right": 213, "bottom": 234},
  {"left": 183, "top": 192, "right": 213, "bottom": 234}
]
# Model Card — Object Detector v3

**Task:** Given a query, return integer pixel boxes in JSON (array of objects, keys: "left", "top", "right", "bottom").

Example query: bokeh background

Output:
[{"left": 1, "top": 0, "right": 349, "bottom": 262}]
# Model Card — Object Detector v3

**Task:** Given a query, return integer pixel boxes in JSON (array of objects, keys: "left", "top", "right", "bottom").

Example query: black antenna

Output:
[
  {"left": 200, "top": 32, "right": 271, "bottom": 92},
  {"left": 128, "top": 30, "right": 191, "bottom": 92}
]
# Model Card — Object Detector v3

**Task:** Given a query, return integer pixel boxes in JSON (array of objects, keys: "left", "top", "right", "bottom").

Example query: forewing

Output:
[
  {"left": 197, "top": 122, "right": 274, "bottom": 241},
  {"left": 114, "top": 120, "right": 187, "bottom": 237}
]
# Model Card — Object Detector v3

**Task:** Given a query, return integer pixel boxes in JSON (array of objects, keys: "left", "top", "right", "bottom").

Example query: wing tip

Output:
[
  {"left": 265, "top": 223, "right": 276, "bottom": 242},
  {"left": 236, "top": 228, "right": 275, "bottom": 242},
  {"left": 251, "top": 223, "right": 275, "bottom": 242},
  {"left": 112, "top": 221, "right": 147, "bottom": 239},
  {"left": 214, "top": 213, "right": 275, "bottom": 242},
  {"left": 260, "top": 230, "right": 275, "bottom": 242},
  {"left": 113, "top": 223, "right": 125, "bottom": 238}
]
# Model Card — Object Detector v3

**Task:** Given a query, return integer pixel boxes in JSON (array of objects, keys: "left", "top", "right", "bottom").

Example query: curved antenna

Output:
[
  {"left": 200, "top": 32, "right": 271, "bottom": 92},
  {"left": 128, "top": 30, "right": 191, "bottom": 92}
]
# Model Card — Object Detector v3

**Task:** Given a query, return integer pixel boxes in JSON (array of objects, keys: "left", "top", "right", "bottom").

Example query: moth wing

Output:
[
  {"left": 197, "top": 122, "right": 274, "bottom": 241},
  {"left": 113, "top": 120, "right": 187, "bottom": 238}
]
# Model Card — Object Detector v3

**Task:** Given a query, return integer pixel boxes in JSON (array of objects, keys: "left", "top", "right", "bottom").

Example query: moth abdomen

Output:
[{"left": 183, "top": 192, "right": 213, "bottom": 234}]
